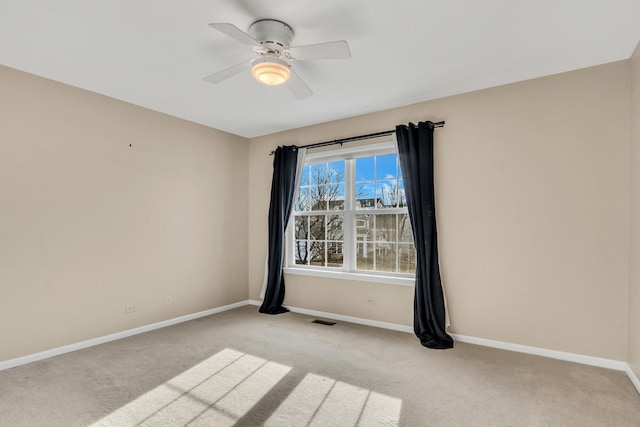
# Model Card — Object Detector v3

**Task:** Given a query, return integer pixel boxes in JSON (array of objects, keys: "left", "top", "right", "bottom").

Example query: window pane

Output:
[
  {"left": 376, "top": 180, "right": 398, "bottom": 208},
  {"left": 309, "top": 241, "right": 325, "bottom": 266},
  {"left": 398, "top": 214, "right": 413, "bottom": 242},
  {"left": 300, "top": 165, "right": 311, "bottom": 186},
  {"left": 328, "top": 184, "right": 345, "bottom": 210},
  {"left": 356, "top": 157, "right": 374, "bottom": 181},
  {"left": 327, "top": 215, "right": 343, "bottom": 240},
  {"left": 376, "top": 243, "right": 397, "bottom": 272},
  {"left": 309, "top": 183, "right": 343, "bottom": 210},
  {"left": 294, "top": 241, "right": 308, "bottom": 265},
  {"left": 355, "top": 214, "right": 372, "bottom": 242},
  {"left": 309, "top": 215, "right": 325, "bottom": 240},
  {"left": 398, "top": 244, "right": 416, "bottom": 273},
  {"left": 310, "top": 185, "right": 326, "bottom": 210},
  {"left": 310, "top": 163, "right": 326, "bottom": 185},
  {"left": 397, "top": 179, "right": 407, "bottom": 208},
  {"left": 328, "top": 161, "right": 345, "bottom": 183},
  {"left": 356, "top": 183, "right": 377, "bottom": 209},
  {"left": 375, "top": 214, "right": 397, "bottom": 243},
  {"left": 356, "top": 242, "right": 374, "bottom": 271},
  {"left": 327, "top": 242, "right": 343, "bottom": 267},
  {"left": 295, "top": 216, "right": 308, "bottom": 239},
  {"left": 295, "top": 187, "right": 310, "bottom": 212},
  {"left": 376, "top": 154, "right": 398, "bottom": 180}
]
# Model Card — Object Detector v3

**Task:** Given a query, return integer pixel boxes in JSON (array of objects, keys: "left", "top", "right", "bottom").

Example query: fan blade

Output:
[
  {"left": 290, "top": 40, "right": 351, "bottom": 60},
  {"left": 208, "top": 23, "right": 260, "bottom": 47},
  {"left": 203, "top": 60, "right": 252, "bottom": 84},
  {"left": 285, "top": 69, "right": 313, "bottom": 99}
]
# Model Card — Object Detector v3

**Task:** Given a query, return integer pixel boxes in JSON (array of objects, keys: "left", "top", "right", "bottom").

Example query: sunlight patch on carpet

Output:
[
  {"left": 91, "top": 348, "right": 290, "bottom": 426},
  {"left": 265, "top": 373, "right": 402, "bottom": 427},
  {"left": 91, "top": 348, "right": 402, "bottom": 426}
]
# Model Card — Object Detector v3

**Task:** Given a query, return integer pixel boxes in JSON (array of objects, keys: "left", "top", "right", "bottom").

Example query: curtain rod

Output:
[{"left": 269, "top": 121, "right": 445, "bottom": 155}]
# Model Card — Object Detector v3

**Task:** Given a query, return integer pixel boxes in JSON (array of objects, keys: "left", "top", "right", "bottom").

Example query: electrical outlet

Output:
[
  {"left": 166, "top": 296, "right": 173, "bottom": 306},
  {"left": 124, "top": 306, "right": 137, "bottom": 314},
  {"left": 366, "top": 298, "right": 376, "bottom": 305}
]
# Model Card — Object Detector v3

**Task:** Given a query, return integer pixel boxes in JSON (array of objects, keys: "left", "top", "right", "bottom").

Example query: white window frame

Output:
[{"left": 284, "top": 140, "right": 415, "bottom": 287}]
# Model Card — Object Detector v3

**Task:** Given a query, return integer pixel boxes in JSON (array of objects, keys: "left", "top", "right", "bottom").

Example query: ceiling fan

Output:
[{"left": 203, "top": 19, "right": 351, "bottom": 99}]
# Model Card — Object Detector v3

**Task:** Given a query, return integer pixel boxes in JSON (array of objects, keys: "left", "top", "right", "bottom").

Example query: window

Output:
[{"left": 287, "top": 141, "right": 416, "bottom": 283}]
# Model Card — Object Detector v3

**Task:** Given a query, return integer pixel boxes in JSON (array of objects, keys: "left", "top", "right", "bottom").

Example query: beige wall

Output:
[
  {"left": 249, "top": 61, "right": 631, "bottom": 361},
  {"left": 0, "top": 66, "right": 249, "bottom": 361},
  {"left": 629, "top": 43, "right": 640, "bottom": 378},
  {"left": 2, "top": 54, "right": 634, "bottom": 365}
]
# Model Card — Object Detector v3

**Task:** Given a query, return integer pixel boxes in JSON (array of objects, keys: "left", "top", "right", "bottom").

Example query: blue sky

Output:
[{"left": 355, "top": 154, "right": 403, "bottom": 201}]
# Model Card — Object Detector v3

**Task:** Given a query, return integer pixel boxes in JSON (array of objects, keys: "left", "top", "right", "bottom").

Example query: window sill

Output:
[{"left": 283, "top": 267, "right": 415, "bottom": 287}]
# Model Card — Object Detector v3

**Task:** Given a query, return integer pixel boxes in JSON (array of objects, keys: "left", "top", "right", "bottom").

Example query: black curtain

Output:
[
  {"left": 396, "top": 122, "right": 454, "bottom": 349},
  {"left": 259, "top": 146, "right": 299, "bottom": 314}
]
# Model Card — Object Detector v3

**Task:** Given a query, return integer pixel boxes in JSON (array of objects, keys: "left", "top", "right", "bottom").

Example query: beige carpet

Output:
[{"left": 1, "top": 305, "right": 639, "bottom": 426}]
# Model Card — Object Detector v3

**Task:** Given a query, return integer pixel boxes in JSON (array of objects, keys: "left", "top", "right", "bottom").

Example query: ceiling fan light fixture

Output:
[{"left": 251, "top": 58, "right": 291, "bottom": 86}]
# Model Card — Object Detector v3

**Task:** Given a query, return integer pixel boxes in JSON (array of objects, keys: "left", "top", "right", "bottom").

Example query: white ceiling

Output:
[{"left": 1, "top": 0, "right": 639, "bottom": 138}]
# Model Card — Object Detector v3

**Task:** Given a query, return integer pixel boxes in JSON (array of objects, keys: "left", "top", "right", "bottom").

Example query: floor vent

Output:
[{"left": 312, "top": 319, "right": 336, "bottom": 326}]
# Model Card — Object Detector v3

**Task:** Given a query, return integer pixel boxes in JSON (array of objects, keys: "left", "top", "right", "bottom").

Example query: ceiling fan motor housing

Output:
[{"left": 249, "top": 19, "right": 294, "bottom": 56}]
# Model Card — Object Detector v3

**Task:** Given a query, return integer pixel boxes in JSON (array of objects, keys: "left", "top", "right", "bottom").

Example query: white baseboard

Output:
[
  {"left": 0, "top": 300, "right": 249, "bottom": 372},
  {"left": 449, "top": 333, "right": 627, "bottom": 371},
  {"left": 626, "top": 365, "right": 640, "bottom": 394},
  {"left": 252, "top": 301, "right": 628, "bottom": 371},
  {"left": 3, "top": 299, "right": 639, "bottom": 397},
  {"left": 248, "top": 300, "right": 414, "bottom": 334},
  {"left": 250, "top": 301, "right": 636, "bottom": 376}
]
